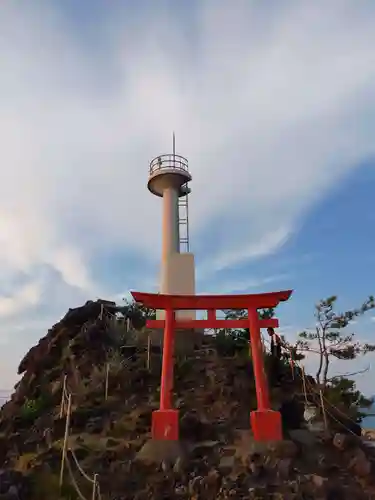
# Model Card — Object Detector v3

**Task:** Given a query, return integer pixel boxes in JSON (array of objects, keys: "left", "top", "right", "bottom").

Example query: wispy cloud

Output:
[
  {"left": 1, "top": 1, "right": 375, "bottom": 386},
  {"left": 198, "top": 227, "right": 292, "bottom": 278},
  {"left": 199, "top": 273, "right": 290, "bottom": 295},
  {"left": 1, "top": 1, "right": 375, "bottom": 284},
  {"left": 0, "top": 281, "right": 41, "bottom": 318}
]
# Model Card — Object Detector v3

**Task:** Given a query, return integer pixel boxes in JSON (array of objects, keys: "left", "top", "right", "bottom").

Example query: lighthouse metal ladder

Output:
[{"left": 178, "top": 183, "right": 190, "bottom": 252}]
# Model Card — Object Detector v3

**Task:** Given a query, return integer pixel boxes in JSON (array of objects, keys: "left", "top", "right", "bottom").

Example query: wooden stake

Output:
[
  {"left": 59, "top": 375, "right": 67, "bottom": 418},
  {"left": 301, "top": 366, "right": 308, "bottom": 403},
  {"left": 92, "top": 474, "right": 98, "bottom": 500},
  {"left": 319, "top": 389, "right": 328, "bottom": 431},
  {"left": 59, "top": 393, "right": 72, "bottom": 488},
  {"left": 99, "top": 303, "right": 104, "bottom": 321},
  {"left": 147, "top": 333, "right": 151, "bottom": 370},
  {"left": 105, "top": 363, "right": 109, "bottom": 401},
  {"left": 289, "top": 348, "right": 295, "bottom": 380}
]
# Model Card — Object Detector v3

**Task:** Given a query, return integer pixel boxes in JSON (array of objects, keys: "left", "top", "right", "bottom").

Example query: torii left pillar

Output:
[
  {"left": 152, "top": 307, "right": 179, "bottom": 439},
  {"left": 247, "top": 307, "right": 281, "bottom": 441}
]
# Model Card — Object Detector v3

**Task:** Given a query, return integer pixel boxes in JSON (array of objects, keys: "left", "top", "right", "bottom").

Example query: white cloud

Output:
[
  {"left": 0, "top": 281, "right": 41, "bottom": 318},
  {"left": 199, "top": 227, "right": 291, "bottom": 278},
  {"left": 199, "top": 273, "right": 290, "bottom": 295},
  {"left": 0, "top": 1, "right": 375, "bottom": 386},
  {"left": 1, "top": 1, "right": 374, "bottom": 274},
  {"left": 46, "top": 247, "right": 96, "bottom": 293}
]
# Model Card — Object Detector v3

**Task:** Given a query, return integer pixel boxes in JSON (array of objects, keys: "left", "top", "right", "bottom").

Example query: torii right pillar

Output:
[{"left": 248, "top": 305, "right": 283, "bottom": 441}]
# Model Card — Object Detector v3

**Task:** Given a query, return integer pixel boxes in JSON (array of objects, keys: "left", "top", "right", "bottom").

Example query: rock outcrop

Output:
[{"left": 0, "top": 299, "right": 374, "bottom": 499}]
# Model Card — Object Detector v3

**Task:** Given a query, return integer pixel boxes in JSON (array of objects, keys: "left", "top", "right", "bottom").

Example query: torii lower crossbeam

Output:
[{"left": 131, "top": 290, "right": 293, "bottom": 443}]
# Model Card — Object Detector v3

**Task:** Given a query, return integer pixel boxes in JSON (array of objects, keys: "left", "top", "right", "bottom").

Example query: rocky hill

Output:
[{"left": 0, "top": 300, "right": 375, "bottom": 499}]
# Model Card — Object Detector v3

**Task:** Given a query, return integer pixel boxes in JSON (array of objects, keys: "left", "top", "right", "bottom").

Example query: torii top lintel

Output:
[{"left": 130, "top": 290, "right": 293, "bottom": 311}]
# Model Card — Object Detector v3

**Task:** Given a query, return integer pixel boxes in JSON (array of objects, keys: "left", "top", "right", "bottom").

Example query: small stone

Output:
[
  {"left": 349, "top": 448, "right": 372, "bottom": 477},
  {"left": 191, "top": 440, "right": 220, "bottom": 459},
  {"left": 161, "top": 460, "right": 170, "bottom": 472},
  {"left": 173, "top": 456, "right": 185, "bottom": 474},
  {"left": 107, "top": 438, "right": 119, "bottom": 447},
  {"left": 274, "top": 440, "right": 299, "bottom": 458},
  {"left": 289, "top": 429, "right": 317, "bottom": 447},
  {"left": 135, "top": 439, "right": 186, "bottom": 466},
  {"left": 333, "top": 433, "right": 349, "bottom": 451},
  {"left": 174, "top": 485, "right": 187, "bottom": 495},
  {"left": 202, "top": 469, "right": 221, "bottom": 491},
  {"left": 311, "top": 474, "right": 328, "bottom": 488},
  {"left": 218, "top": 455, "right": 235, "bottom": 473},
  {"left": 188, "top": 476, "right": 203, "bottom": 495},
  {"left": 277, "top": 457, "right": 292, "bottom": 480},
  {"left": 86, "top": 416, "right": 104, "bottom": 434},
  {"left": 249, "top": 462, "right": 264, "bottom": 478},
  {"left": 192, "top": 440, "right": 219, "bottom": 450}
]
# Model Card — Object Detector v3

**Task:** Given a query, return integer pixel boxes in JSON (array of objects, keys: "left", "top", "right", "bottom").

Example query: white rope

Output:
[
  {"left": 59, "top": 380, "right": 101, "bottom": 498},
  {"left": 96, "top": 482, "right": 102, "bottom": 500},
  {"left": 271, "top": 338, "right": 366, "bottom": 439},
  {"left": 92, "top": 474, "right": 99, "bottom": 500},
  {"left": 301, "top": 366, "right": 308, "bottom": 403},
  {"left": 59, "top": 393, "right": 72, "bottom": 487},
  {"left": 298, "top": 367, "right": 362, "bottom": 439},
  {"left": 60, "top": 375, "right": 68, "bottom": 418},
  {"left": 65, "top": 452, "right": 89, "bottom": 500},
  {"left": 69, "top": 448, "right": 96, "bottom": 484},
  {"left": 262, "top": 333, "right": 365, "bottom": 437}
]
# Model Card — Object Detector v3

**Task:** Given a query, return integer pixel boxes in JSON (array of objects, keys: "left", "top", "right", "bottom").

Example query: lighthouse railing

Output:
[{"left": 149, "top": 154, "right": 189, "bottom": 175}]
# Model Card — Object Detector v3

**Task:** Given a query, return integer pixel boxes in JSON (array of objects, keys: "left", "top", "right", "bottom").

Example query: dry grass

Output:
[{"left": 14, "top": 452, "right": 38, "bottom": 472}]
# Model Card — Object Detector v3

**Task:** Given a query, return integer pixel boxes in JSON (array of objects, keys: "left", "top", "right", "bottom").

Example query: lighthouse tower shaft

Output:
[
  {"left": 148, "top": 151, "right": 195, "bottom": 319},
  {"left": 161, "top": 183, "right": 180, "bottom": 259}
]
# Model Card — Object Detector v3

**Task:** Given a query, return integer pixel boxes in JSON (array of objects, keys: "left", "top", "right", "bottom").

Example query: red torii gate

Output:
[{"left": 131, "top": 290, "right": 293, "bottom": 442}]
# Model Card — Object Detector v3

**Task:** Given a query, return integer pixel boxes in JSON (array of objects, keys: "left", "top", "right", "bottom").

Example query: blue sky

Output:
[{"left": 1, "top": 1, "right": 375, "bottom": 395}]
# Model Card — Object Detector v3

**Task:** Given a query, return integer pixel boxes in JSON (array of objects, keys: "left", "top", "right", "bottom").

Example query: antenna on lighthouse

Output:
[{"left": 172, "top": 132, "right": 176, "bottom": 167}]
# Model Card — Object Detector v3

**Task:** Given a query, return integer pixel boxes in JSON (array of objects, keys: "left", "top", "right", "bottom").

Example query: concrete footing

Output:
[
  {"left": 135, "top": 439, "right": 187, "bottom": 466},
  {"left": 152, "top": 409, "right": 179, "bottom": 440},
  {"left": 250, "top": 409, "right": 283, "bottom": 441}
]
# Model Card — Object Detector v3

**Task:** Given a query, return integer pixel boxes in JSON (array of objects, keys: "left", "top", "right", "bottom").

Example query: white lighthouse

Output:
[{"left": 148, "top": 135, "right": 196, "bottom": 321}]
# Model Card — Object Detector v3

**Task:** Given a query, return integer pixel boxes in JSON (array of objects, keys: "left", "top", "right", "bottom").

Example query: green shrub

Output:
[
  {"left": 29, "top": 470, "right": 77, "bottom": 500},
  {"left": 20, "top": 396, "right": 47, "bottom": 423},
  {"left": 213, "top": 329, "right": 249, "bottom": 356},
  {"left": 325, "top": 376, "right": 373, "bottom": 423}
]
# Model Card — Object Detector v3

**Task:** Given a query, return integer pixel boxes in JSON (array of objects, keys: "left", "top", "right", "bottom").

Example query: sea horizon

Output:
[
  {"left": 362, "top": 401, "right": 375, "bottom": 429},
  {"left": 0, "top": 390, "right": 11, "bottom": 407}
]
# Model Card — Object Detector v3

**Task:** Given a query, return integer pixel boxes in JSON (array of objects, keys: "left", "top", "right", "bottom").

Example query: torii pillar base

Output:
[
  {"left": 251, "top": 409, "right": 282, "bottom": 441},
  {"left": 152, "top": 409, "right": 179, "bottom": 440}
]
